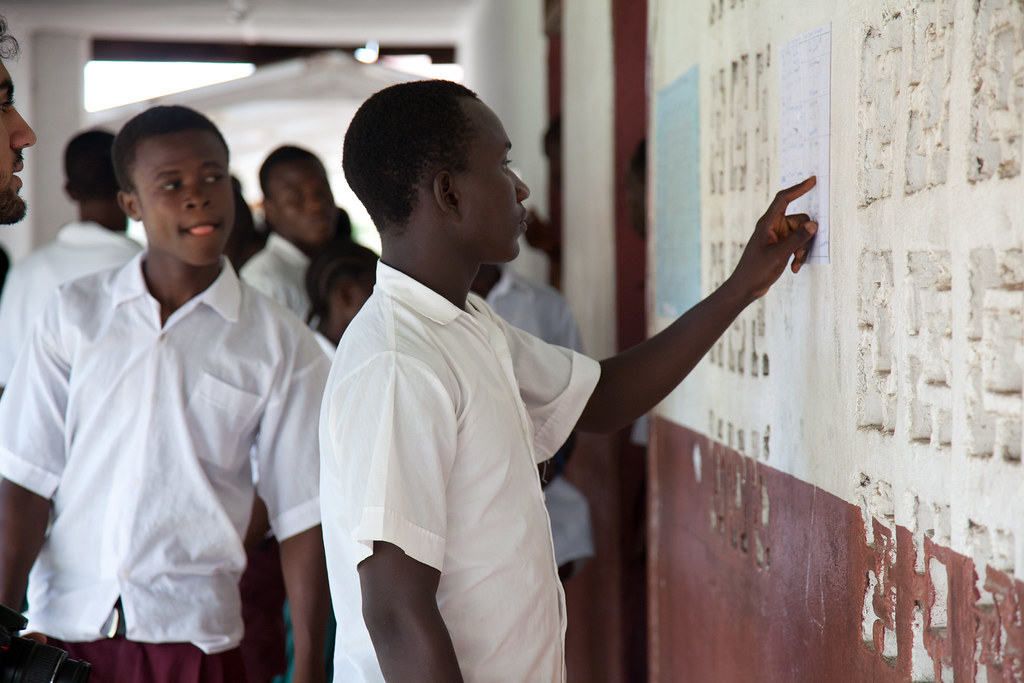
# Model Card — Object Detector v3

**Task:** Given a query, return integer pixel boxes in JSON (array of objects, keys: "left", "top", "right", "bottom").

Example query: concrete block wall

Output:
[{"left": 647, "top": 0, "right": 1024, "bottom": 679}]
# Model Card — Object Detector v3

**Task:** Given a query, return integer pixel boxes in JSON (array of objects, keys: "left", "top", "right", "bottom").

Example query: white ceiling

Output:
[{"left": 3, "top": 0, "right": 483, "bottom": 47}]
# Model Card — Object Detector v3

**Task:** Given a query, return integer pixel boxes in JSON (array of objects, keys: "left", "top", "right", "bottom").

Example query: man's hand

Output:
[{"left": 730, "top": 176, "right": 819, "bottom": 300}]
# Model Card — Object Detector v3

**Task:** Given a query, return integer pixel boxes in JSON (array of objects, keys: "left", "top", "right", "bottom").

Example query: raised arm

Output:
[
  {"left": 279, "top": 524, "right": 330, "bottom": 683},
  {"left": 359, "top": 541, "right": 464, "bottom": 683},
  {"left": 0, "top": 478, "right": 50, "bottom": 610},
  {"left": 578, "top": 176, "right": 819, "bottom": 433}
]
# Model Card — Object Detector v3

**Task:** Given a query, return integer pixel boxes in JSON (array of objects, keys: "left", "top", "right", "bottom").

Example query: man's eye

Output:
[
  {"left": 204, "top": 174, "right": 223, "bottom": 184},
  {"left": 161, "top": 182, "right": 180, "bottom": 191}
]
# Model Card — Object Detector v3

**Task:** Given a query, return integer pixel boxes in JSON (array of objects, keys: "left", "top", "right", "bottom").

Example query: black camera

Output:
[{"left": 0, "top": 603, "right": 90, "bottom": 682}]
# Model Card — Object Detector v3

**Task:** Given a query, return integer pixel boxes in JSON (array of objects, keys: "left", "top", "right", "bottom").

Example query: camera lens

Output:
[{"left": 0, "top": 635, "right": 91, "bottom": 683}]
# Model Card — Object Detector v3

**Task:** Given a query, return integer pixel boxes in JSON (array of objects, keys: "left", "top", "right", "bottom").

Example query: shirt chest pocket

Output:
[{"left": 187, "top": 373, "right": 263, "bottom": 471}]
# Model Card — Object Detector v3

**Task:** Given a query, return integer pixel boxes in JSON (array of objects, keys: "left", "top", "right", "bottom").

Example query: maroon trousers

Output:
[{"left": 48, "top": 637, "right": 248, "bottom": 683}]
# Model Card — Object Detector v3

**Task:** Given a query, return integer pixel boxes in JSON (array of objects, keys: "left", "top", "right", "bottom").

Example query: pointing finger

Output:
[{"left": 768, "top": 176, "right": 817, "bottom": 216}]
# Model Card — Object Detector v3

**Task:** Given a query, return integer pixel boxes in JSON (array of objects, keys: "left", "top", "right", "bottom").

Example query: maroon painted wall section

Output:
[
  {"left": 612, "top": 0, "right": 648, "bottom": 355},
  {"left": 650, "top": 417, "right": 1024, "bottom": 682}
]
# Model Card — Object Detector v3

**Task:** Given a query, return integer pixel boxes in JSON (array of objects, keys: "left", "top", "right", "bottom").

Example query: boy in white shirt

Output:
[
  {"left": 0, "top": 105, "right": 329, "bottom": 683},
  {"left": 321, "top": 79, "right": 818, "bottom": 681},
  {"left": 241, "top": 146, "right": 339, "bottom": 320}
]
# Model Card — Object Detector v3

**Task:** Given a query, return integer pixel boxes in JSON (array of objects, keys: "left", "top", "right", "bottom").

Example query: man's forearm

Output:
[
  {"left": 279, "top": 525, "right": 329, "bottom": 683},
  {"left": 360, "top": 541, "right": 464, "bottom": 683},
  {"left": 0, "top": 478, "right": 49, "bottom": 609},
  {"left": 579, "top": 276, "right": 751, "bottom": 433}
]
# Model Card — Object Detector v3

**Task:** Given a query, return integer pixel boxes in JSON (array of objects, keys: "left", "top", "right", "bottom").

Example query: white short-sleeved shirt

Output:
[
  {"left": 0, "top": 253, "right": 329, "bottom": 653},
  {"left": 239, "top": 232, "right": 311, "bottom": 320},
  {"left": 0, "top": 221, "right": 142, "bottom": 384},
  {"left": 320, "top": 262, "right": 601, "bottom": 682}
]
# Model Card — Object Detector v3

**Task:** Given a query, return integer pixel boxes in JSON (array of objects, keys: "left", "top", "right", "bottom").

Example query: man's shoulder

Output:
[
  {"left": 236, "top": 280, "right": 314, "bottom": 339},
  {"left": 238, "top": 246, "right": 278, "bottom": 278},
  {"left": 334, "top": 294, "right": 454, "bottom": 378},
  {"left": 511, "top": 271, "right": 570, "bottom": 308},
  {"left": 55, "top": 263, "right": 123, "bottom": 302},
  {"left": 12, "top": 229, "right": 140, "bottom": 288}
]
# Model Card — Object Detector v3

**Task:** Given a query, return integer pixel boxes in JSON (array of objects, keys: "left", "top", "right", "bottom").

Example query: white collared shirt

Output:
[
  {"left": 239, "top": 232, "right": 311, "bottom": 321},
  {"left": 484, "top": 267, "right": 584, "bottom": 353},
  {"left": 0, "top": 221, "right": 142, "bottom": 385},
  {"left": 0, "top": 253, "right": 328, "bottom": 653},
  {"left": 320, "top": 262, "right": 601, "bottom": 682}
]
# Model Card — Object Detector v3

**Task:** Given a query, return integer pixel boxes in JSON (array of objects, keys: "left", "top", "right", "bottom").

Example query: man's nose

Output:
[
  {"left": 10, "top": 109, "right": 35, "bottom": 150},
  {"left": 515, "top": 173, "right": 530, "bottom": 202},
  {"left": 184, "top": 186, "right": 212, "bottom": 209}
]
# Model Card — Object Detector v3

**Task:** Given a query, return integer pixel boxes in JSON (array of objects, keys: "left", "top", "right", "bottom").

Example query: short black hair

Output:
[
  {"left": 64, "top": 130, "right": 119, "bottom": 202},
  {"left": 112, "top": 105, "right": 228, "bottom": 192},
  {"left": 305, "top": 239, "right": 378, "bottom": 324},
  {"left": 342, "top": 79, "right": 479, "bottom": 231},
  {"left": 259, "top": 145, "right": 326, "bottom": 197},
  {"left": 0, "top": 16, "right": 19, "bottom": 60}
]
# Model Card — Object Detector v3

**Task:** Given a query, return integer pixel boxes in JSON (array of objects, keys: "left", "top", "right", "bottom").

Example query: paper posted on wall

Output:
[{"left": 780, "top": 23, "right": 831, "bottom": 265}]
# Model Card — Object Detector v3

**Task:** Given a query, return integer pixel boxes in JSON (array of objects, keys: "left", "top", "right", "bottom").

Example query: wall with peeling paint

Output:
[{"left": 648, "top": 0, "right": 1023, "bottom": 680}]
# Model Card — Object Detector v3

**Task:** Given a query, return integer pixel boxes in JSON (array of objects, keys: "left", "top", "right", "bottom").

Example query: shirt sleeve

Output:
[
  {"left": 254, "top": 330, "right": 330, "bottom": 541},
  {"left": 320, "top": 352, "right": 457, "bottom": 572},
  {"left": 0, "top": 290, "right": 72, "bottom": 498},
  {"left": 497, "top": 317, "right": 601, "bottom": 464},
  {"left": 0, "top": 266, "right": 32, "bottom": 386}
]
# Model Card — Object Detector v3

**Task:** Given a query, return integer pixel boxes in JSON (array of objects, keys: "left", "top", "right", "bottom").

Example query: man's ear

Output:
[
  {"left": 63, "top": 181, "right": 78, "bottom": 203},
  {"left": 431, "top": 171, "right": 459, "bottom": 217},
  {"left": 117, "top": 190, "right": 142, "bottom": 222}
]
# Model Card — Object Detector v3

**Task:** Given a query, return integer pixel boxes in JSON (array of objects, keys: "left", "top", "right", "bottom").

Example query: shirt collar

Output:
[
  {"left": 375, "top": 261, "right": 463, "bottom": 325},
  {"left": 266, "top": 232, "right": 310, "bottom": 266},
  {"left": 111, "top": 251, "right": 242, "bottom": 322}
]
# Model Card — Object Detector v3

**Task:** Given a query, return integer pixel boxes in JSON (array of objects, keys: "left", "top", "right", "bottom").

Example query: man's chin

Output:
[{"left": 0, "top": 192, "right": 27, "bottom": 226}]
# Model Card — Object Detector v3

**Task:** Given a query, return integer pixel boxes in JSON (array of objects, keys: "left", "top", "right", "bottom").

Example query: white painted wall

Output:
[
  {"left": 562, "top": 0, "right": 616, "bottom": 361},
  {"left": 649, "top": 0, "right": 1023, "bottom": 584},
  {"left": 460, "top": 0, "right": 550, "bottom": 287}
]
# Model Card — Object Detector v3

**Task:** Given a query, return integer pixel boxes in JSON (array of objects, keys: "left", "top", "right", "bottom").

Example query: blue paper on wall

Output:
[{"left": 654, "top": 65, "right": 701, "bottom": 319}]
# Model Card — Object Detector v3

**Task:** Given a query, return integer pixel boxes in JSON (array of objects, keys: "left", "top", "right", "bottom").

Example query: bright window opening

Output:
[{"left": 84, "top": 61, "right": 255, "bottom": 112}]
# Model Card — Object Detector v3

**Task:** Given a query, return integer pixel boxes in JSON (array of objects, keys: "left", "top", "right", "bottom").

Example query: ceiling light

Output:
[{"left": 354, "top": 41, "right": 380, "bottom": 64}]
